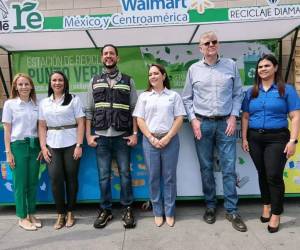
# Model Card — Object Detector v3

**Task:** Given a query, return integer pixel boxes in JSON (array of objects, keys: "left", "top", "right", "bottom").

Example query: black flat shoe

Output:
[
  {"left": 260, "top": 216, "right": 270, "bottom": 223},
  {"left": 268, "top": 224, "right": 279, "bottom": 233},
  {"left": 203, "top": 208, "right": 216, "bottom": 224},
  {"left": 225, "top": 213, "right": 248, "bottom": 232}
]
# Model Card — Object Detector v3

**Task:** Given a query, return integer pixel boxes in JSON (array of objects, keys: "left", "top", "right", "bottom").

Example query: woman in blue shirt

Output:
[{"left": 241, "top": 54, "right": 300, "bottom": 233}]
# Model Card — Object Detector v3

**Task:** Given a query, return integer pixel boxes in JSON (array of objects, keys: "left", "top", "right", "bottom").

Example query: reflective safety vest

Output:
[{"left": 92, "top": 73, "right": 132, "bottom": 131}]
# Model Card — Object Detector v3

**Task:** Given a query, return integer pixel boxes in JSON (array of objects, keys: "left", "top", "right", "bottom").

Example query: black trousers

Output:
[
  {"left": 247, "top": 129, "right": 289, "bottom": 215},
  {"left": 48, "top": 145, "right": 80, "bottom": 214}
]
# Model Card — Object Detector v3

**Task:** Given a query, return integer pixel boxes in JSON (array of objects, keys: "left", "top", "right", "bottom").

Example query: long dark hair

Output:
[
  {"left": 48, "top": 70, "right": 72, "bottom": 106},
  {"left": 146, "top": 64, "right": 170, "bottom": 91},
  {"left": 251, "top": 54, "right": 285, "bottom": 98}
]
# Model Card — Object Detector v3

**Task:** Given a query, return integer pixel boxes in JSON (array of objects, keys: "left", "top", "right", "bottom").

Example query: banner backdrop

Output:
[
  {"left": 2, "top": 40, "right": 299, "bottom": 204},
  {"left": 12, "top": 40, "right": 279, "bottom": 92}
]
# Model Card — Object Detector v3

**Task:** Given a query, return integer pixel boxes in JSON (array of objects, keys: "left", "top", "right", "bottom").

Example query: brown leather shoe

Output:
[
  {"left": 28, "top": 215, "right": 42, "bottom": 228},
  {"left": 54, "top": 214, "right": 66, "bottom": 230},
  {"left": 154, "top": 216, "right": 164, "bottom": 227},
  {"left": 166, "top": 217, "right": 175, "bottom": 227},
  {"left": 66, "top": 212, "right": 75, "bottom": 228},
  {"left": 19, "top": 219, "right": 37, "bottom": 231}
]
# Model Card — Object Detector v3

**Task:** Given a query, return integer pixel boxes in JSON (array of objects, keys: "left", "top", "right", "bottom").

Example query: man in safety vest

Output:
[{"left": 86, "top": 44, "right": 138, "bottom": 229}]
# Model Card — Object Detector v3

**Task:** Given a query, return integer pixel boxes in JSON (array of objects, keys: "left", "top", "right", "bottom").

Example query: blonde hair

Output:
[{"left": 11, "top": 73, "right": 37, "bottom": 104}]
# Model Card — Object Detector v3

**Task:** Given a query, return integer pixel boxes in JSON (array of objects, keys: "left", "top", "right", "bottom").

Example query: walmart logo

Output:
[
  {"left": 267, "top": 0, "right": 280, "bottom": 5},
  {"left": 188, "top": 0, "right": 214, "bottom": 14}
]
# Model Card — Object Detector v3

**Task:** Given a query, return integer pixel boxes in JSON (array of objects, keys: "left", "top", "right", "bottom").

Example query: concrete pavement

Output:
[{"left": 0, "top": 199, "right": 299, "bottom": 250}]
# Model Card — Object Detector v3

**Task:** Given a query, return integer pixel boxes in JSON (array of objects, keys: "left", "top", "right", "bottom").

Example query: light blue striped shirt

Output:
[{"left": 181, "top": 58, "right": 243, "bottom": 121}]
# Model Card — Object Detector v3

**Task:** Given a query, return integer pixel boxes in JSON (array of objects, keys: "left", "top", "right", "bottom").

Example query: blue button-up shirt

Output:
[
  {"left": 242, "top": 84, "right": 300, "bottom": 129},
  {"left": 181, "top": 58, "right": 243, "bottom": 121}
]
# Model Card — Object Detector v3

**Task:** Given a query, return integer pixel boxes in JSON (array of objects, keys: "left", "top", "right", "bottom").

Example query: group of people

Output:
[{"left": 2, "top": 31, "right": 300, "bottom": 234}]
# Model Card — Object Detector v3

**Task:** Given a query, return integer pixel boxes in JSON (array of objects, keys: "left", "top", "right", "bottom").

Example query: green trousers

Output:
[{"left": 11, "top": 138, "right": 40, "bottom": 219}]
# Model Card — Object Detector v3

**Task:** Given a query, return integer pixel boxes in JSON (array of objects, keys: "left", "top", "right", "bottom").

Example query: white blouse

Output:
[
  {"left": 2, "top": 98, "right": 38, "bottom": 142},
  {"left": 39, "top": 94, "right": 85, "bottom": 148},
  {"left": 133, "top": 88, "right": 186, "bottom": 134}
]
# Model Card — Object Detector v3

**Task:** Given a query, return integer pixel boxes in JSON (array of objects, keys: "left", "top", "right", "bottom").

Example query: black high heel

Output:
[
  {"left": 268, "top": 216, "right": 280, "bottom": 233},
  {"left": 267, "top": 224, "right": 279, "bottom": 233},
  {"left": 260, "top": 216, "right": 270, "bottom": 223}
]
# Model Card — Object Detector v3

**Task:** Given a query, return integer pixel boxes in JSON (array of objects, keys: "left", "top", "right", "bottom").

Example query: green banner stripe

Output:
[
  {"left": 43, "top": 14, "right": 112, "bottom": 30},
  {"left": 43, "top": 16, "right": 63, "bottom": 30},
  {"left": 91, "top": 14, "right": 112, "bottom": 18},
  {"left": 189, "top": 8, "right": 229, "bottom": 23},
  {"left": 41, "top": 9, "right": 230, "bottom": 31}
]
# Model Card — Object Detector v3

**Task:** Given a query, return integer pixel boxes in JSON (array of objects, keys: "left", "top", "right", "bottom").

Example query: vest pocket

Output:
[
  {"left": 93, "top": 109, "right": 109, "bottom": 129},
  {"left": 94, "top": 88, "right": 107, "bottom": 101},
  {"left": 114, "top": 110, "right": 132, "bottom": 131},
  {"left": 114, "top": 89, "right": 130, "bottom": 104}
]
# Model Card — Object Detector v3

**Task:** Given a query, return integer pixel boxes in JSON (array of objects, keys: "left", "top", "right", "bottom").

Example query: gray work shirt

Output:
[
  {"left": 85, "top": 72, "right": 138, "bottom": 137},
  {"left": 133, "top": 88, "right": 186, "bottom": 134},
  {"left": 181, "top": 58, "right": 243, "bottom": 121}
]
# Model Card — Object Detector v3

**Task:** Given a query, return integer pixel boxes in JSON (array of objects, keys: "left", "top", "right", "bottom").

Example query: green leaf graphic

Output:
[
  {"left": 238, "top": 157, "right": 245, "bottom": 165},
  {"left": 165, "top": 47, "right": 170, "bottom": 54},
  {"left": 156, "top": 58, "right": 168, "bottom": 67},
  {"left": 136, "top": 154, "right": 143, "bottom": 161},
  {"left": 114, "top": 184, "right": 121, "bottom": 191},
  {"left": 23, "top": 2, "right": 36, "bottom": 11},
  {"left": 184, "top": 59, "right": 199, "bottom": 70}
]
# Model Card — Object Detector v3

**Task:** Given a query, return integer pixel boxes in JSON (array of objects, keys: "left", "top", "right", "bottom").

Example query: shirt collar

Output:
[
  {"left": 201, "top": 55, "right": 220, "bottom": 66},
  {"left": 150, "top": 87, "right": 170, "bottom": 95},
  {"left": 259, "top": 83, "right": 277, "bottom": 91},
  {"left": 49, "top": 94, "right": 65, "bottom": 102},
  {"left": 16, "top": 97, "right": 33, "bottom": 105}
]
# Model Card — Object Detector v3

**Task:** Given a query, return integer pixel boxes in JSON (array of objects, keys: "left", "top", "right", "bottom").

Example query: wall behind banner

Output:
[{"left": 1, "top": 40, "right": 299, "bottom": 204}]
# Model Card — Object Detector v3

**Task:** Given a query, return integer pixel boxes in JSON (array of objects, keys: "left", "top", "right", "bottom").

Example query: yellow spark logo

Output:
[{"left": 189, "top": 0, "right": 215, "bottom": 14}]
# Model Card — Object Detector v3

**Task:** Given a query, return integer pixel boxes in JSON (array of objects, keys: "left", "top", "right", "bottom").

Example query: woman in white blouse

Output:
[
  {"left": 39, "top": 71, "right": 85, "bottom": 230},
  {"left": 2, "top": 73, "right": 42, "bottom": 231},
  {"left": 133, "top": 64, "right": 186, "bottom": 227}
]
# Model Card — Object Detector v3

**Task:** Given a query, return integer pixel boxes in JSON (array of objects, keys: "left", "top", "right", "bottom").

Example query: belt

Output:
[
  {"left": 195, "top": 114, "right": 229, "bottom": 121},
  {"left": 249, "top": 128, "right": 288, "bottom": 134},
  {"left": 152, "top": 132, "right": 168, "bottom": 139},
  {"left": 47, "top": 124, "right": 77, "bottom": 130}
]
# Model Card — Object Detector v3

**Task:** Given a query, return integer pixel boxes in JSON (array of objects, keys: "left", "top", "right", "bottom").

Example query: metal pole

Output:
[
  {"left": 7, "top": 52, "right": 13, "bottom": 84},
  {"left": 285, "top": 28, "right": 299, "bottom": 82},
  {"left": 0, "top": 67, "right": 9, "bottom": 98}
]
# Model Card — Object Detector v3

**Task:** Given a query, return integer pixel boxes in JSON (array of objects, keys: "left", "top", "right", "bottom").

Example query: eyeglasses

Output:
[{"left": 201, "top": 40, "right": 218, "bottom": 47}]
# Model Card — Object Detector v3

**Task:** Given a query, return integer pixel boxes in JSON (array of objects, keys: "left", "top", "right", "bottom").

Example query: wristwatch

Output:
[
  {"left": 289, "top": 139, "right": 298, "bottom": 144},
  {"left": 76, "top": 143, "right": 83, "bottom": 148}
]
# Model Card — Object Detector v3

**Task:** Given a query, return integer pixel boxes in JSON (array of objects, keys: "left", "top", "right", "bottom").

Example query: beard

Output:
[{"left": 103, "top": 61, "right": 117, "bottom": 69}]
